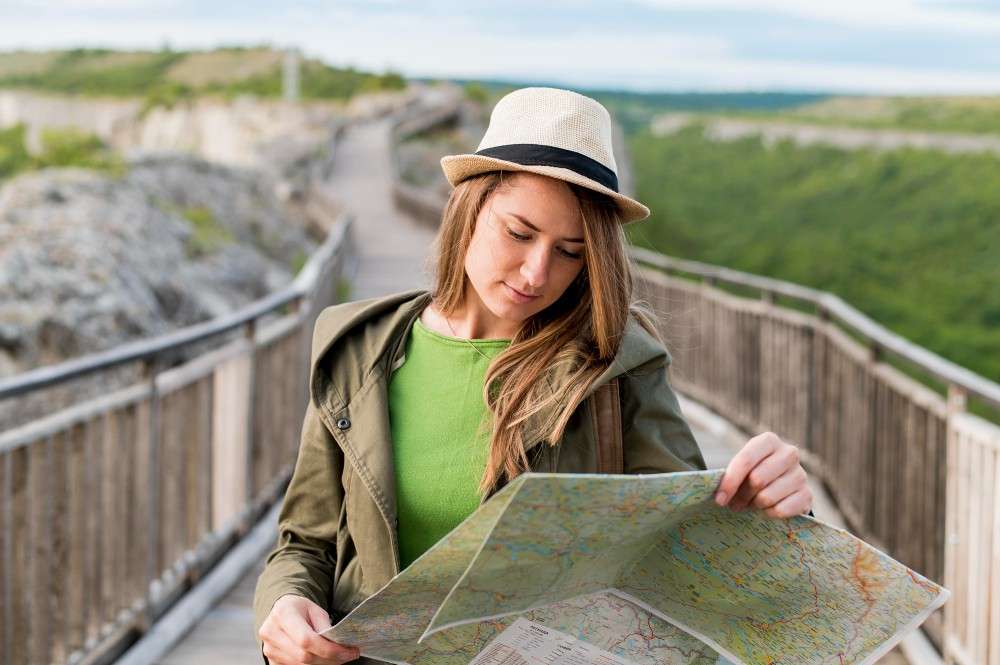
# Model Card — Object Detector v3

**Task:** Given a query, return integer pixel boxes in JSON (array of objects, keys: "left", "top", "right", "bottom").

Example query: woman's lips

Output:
[{"left": 504, "top": 282, "right": 540, "bottom": 303}]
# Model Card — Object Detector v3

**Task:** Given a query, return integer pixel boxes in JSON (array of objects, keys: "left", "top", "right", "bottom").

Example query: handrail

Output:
[
  {"left": 0, "top": 216, "right": 352, "bottom": 400},
  {"left": 629, "top": 245, "right": 1000, "bottom": 411}
]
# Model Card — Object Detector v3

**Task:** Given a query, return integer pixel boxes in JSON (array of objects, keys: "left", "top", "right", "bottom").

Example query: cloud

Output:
[{"left": 633, "top": 0, "right": 1000, "bottom": 35}]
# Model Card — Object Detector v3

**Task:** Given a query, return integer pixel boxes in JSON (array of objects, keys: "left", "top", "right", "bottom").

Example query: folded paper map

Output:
[{"left": 322, "top": 469, "right": 948, "bottom": 665}]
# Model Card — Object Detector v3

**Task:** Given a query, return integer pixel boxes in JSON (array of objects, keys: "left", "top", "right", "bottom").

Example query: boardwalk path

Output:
[{"left": 154, "top": 115, "right": 893, "bottom": 664}]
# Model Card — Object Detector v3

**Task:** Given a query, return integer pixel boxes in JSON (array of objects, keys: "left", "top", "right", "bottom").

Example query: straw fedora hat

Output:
[{"left": 440, "top": 86, "right": 650, "bottom": 224}]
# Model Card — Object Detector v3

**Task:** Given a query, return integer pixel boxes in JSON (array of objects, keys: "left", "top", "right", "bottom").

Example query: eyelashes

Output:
[{"left": 504, "top": 227, "right": 582, "bottom": 260}]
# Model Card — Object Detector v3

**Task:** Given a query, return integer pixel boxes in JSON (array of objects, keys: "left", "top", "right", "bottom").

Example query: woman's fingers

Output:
[
  {"left": 269, "top": 622, "right": 360, "bottom": 665},
  {"left": 282, "top": 612, "right": 359, "bottom": 664},
  {"left": 748, "top": 465, "right": 807, "bottom": 511},
  {"left": 305, "top": 602, "right": 333, "bottom": 634},
  {"left": 714, "top": 432, "right": 782, "bottom": 507},
  {"left": 714, "top": 431, "right": 812, "bottom": 519},
  {"left": 264, "top": 627, "right": 310, "bottom": 665},
  {"left": 762, "top": 487, "right": 813, "bottom": 519},
  {"left": 727, "top": 444, "right": 802, "bottom": 511},
  {"left": 266, "top": 596, "right": 360, "bottom": 665}
]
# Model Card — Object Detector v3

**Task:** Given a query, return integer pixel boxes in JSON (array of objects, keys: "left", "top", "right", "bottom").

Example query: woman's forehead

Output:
[{"left": 491, "top": 173, "right": 583, "bottom": 231}]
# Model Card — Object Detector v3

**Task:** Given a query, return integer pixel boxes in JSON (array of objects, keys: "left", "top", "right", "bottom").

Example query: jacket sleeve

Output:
[
  {"left": 252, "top": 395, "right": 344, "bottom": 660},
  {"left": 619, "top": 360, "right": 708, "bottom": 474}
]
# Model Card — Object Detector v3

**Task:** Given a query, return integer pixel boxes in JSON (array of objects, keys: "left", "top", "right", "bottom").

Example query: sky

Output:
[{"left": 2, "top": 0, "right": 1000, "bottom": 95}]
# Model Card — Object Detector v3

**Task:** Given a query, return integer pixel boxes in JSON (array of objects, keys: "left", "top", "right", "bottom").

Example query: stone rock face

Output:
[{"left": 0, "top": 153, "right": 319, "bottom": 377}]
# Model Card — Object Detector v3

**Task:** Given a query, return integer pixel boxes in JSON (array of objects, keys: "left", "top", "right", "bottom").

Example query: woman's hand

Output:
[
  {"left": 714, "top": 431, "right": 812, "bottom": 519},
  {"left": 259, "top": 594, "right": 361, "bottom": 665}
]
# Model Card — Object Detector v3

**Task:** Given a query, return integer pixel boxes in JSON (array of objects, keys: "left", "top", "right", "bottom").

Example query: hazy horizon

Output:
[{"left": 2, "top": 0, "right": 1000, "bottom": 96}]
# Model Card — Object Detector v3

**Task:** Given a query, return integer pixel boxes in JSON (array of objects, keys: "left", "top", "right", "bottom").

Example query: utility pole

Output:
[{"left": 283, "top": 47, "right": 300, "bottom": 102}]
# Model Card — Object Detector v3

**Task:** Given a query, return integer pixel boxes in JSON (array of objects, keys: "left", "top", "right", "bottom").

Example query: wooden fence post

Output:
[
  {"left": 141, "top": 355, "right": 161, "bottom": 632},
  {"left": 242, "top": 319, "right": 257, "bottom": 535}
]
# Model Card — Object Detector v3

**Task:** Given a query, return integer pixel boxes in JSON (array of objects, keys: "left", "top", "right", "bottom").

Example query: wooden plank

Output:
[
  {"left": 886, "top": 386, "right": 901, "bottom": 557},
  {"left": 908, "top": 401, "right": 923, "bottom": 575},
  {"left": 85, "top": 414, "right": 103, "bottom": 648},
  {"left": 8, "top": 446, "right": 28, "bottom": 664},
  {"left": 197, "top": 377, "right": 213, "bottom": 543},
  {"left": 968, "top": 431, "right": 983, "bottom": 659},
  {"left": 49, "top": 430, "right": 70, "bottom": 663},
  {"left": 162, "top": 390, "right": 182, "bottom": 571},
  {"left": 185, "top": 383, "right": 202, "bottom": 551},
  {"left": 779, "top": 318, "right": 790, "bottom": 437},
  {"left": 928, "top": 411, "right": 944, "bottom": 584},
  {"left": 119, "top": 402, "right": 138, "bottom": 612},
  {"left": 956, "top": 427, "right": 970, "bottom": 650},
  {"left": 875, "top": 374, "right": 889, "bottom": 542},
  {"left": 101, "top": 408, "right": 118, "bottom": 633},
  {"left": 801, "top": 323, "right": 811, "bottom": 444},
  {"left": 976, "top": 443, "right": 995, "bottom": 664},
  {"left": 66, "top": 421, "right": 87, "bottom": 653},
  {"left": 250, "top": 343, "right": 269, "bottom": 500},
  {"left": 0, "top": 451, "right": 9, "bottom": 665},
  {"left": 28, "top": 436, "right": 50, "bottom": 665},
  {"left": 990, "top": 444, "right": 1000, "bottom": 665},
  {"left": 212, "top": 351, "right": 251, "bottom": 531},
  {"left": 813, "top": 331, "right": 828, "bottom": 471},
  {"left": 943, "top": 408, "right": 959, "bottom": 664},
  {"left": 841, "top": 351, "right": 857, "bottom": 523},
  {"left": 131, "top": 399, "right": 152, "bottom": 611}
]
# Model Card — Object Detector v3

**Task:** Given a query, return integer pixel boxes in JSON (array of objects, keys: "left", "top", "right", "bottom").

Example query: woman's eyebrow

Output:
[{"left": 506, "top": 212, "right": 585, "bottom": 243}]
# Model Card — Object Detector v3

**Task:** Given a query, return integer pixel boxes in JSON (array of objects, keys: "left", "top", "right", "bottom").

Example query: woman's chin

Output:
[{"left": 486, "top": 293, "right": 532, "bottom": 324}]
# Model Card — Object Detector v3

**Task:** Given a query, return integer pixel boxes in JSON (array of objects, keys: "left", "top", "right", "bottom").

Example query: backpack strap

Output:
[{"left": 592, "top": 377, "right": 623, "bottom": 474}]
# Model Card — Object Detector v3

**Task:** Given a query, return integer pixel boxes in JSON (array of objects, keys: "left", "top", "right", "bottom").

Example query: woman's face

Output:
[{"left": 463, "top": 172, "right": 586, "bottom": 330}]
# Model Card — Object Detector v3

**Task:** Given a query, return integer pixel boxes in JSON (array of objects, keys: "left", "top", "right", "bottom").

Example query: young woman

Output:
[{"left": 254, "top": 87, "right": 812, "bottom": 665}]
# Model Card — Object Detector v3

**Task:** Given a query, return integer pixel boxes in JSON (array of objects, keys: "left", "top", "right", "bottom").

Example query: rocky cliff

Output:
[{"left": 0, "top": 153, "right": 321, "bottom": 377}]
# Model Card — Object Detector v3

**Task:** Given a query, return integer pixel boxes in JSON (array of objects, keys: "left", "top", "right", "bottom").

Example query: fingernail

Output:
[{"left": 715, "top": 492, "right": 727, "bottom": 506}]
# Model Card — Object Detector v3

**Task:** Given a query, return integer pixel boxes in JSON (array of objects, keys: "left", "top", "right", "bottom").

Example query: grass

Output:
[
  {"left": 0, "top": 123, "right": 124, "bottom": 182},
  {"left": 336, "top": 277, "right": 352, "bottom": 303},
  {"left": 180, "top": 205, "right": 234, "bottom": 257}
]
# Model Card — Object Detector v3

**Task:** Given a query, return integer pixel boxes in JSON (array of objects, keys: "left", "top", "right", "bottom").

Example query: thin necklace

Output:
[{"left": 435, "top": 303, "right": 492, "bottom": 360}]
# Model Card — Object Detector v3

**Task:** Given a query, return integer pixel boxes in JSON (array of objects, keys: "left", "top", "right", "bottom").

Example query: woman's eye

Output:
[{"left": 506, "top": 227, "right": 582, "bottom": 260}]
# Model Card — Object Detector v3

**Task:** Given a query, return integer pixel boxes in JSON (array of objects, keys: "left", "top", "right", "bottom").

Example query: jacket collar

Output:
[
  {"left": 309, "top": 288, "right": 672, "bottom": 420},
  {"left": 309, "top": 289, "right": 432, "bottom": 414},
  {"left": 308, "top": 289, "right": 675, "bottom": 558}
]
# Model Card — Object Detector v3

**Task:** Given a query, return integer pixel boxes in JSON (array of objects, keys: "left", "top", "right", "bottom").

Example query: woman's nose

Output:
[{"left": 520, "top": 246, "right": 551, "bottom": 288}]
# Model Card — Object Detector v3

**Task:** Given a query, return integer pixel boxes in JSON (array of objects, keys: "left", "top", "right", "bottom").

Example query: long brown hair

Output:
[{"left": 429, "top": 170, "right": 662, "bottom": 495}]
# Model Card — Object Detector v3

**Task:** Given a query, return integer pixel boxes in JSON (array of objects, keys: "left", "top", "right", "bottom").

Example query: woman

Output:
[{"left": 254, "top": 87, "right": 812, "bottom": 665}]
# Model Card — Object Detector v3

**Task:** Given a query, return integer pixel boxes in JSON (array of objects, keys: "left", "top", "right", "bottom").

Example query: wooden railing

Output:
[
  {"left": 0, "top": 211, "right": 358, "bottom": 665},
  {"left": 628, "top": 247, "right": 1000, "bottom": 662}
]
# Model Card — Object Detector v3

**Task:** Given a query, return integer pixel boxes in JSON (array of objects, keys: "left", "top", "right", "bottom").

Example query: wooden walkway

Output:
[{"left": 153, "top": 116, "right": 903, "bottom": 665}]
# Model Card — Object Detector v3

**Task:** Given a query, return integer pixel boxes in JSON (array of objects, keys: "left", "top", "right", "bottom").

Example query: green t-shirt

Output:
[{"left": 388, "top": 316, "right": 511, "bottom": 569}]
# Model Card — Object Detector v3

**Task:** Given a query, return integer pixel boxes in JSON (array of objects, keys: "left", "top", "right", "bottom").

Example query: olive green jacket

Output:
[{"left": 252, "top": 288, "right": 706, "bottom": 661}]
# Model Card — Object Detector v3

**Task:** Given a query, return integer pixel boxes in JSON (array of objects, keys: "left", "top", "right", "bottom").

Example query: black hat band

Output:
[{"left": 475, "top": 143, "right": 619, "bottom": 193}]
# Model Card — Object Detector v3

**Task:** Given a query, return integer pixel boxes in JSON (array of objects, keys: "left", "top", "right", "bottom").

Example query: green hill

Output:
[
  {"left": 439, "top": 78, "right": 829, "bottom": 133},
  {"left": 721, "top": 95, "right": 1000, "bottom": 135},
  {"left": 626, "top": 123, "right": 1000, "bottom": 386},
  {"left": 0, "top": 46, "right": 405, "bottom": 103}
]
